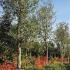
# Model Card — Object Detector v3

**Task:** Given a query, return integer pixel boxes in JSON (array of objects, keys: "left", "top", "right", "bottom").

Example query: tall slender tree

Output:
[{"left": 37, "top": 0, "right": 55, "bottom": 64}]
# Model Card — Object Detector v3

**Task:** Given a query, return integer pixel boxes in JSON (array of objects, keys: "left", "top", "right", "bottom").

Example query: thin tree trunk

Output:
[
  {"left": 18, "top": 47, "right": 21, "bottom": 69},
  {"left": 46, "top": 45, "right": 48, "bottom": 65},
  {"left": 30, "top": 51, "right": 31, "bottom": 59},
  {"left": 61, "top": 56, "right": 64, "bottom": 64},
  {"left": 68, "top": 56, "right": 69, "bottom": 64},
  {"left": 44, "top": 38, "right": 48, "bottom": 65},
  {"left": 17, "top": 0, "right": 21, "bottom": 69}
]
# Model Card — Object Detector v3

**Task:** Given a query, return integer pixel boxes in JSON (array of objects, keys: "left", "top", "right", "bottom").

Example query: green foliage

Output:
[
  {"left": 55, "top": 22, "right": 69, "bottom": 56},
  {"left": 0, "top": 58, "right": 4, "bottom": 64},
  {"left": 55, "top": 22, "right": 69, "bottom": 44},
  {"left": 10, "top": 24, "right": 17, "bottom": 38},
  {"left": 45, "top": 64, "right": 70, "bottom": 70},
  {"left": 65, "top": 64, "right": 70, "bottom": 70},
  {"left": 21, "top": 56, "right": 36, "bottom": 70},
  {"left": 0, "top": 12, "right": 12, "bottom": 33},
  {"left": 45, "top": 64, "right": 66, "bottom": 70},
  {"left": 0, "top": 41, "right": 16, "bottom": 62},
  {"left": 0, "top": 12, "right": 17, "bottom": 62},
  {"left": 37, "top": 1, "right": 55, "bottom": 57},
  {"left": 6, "top": 53, "right": 13, "bottom": 62},
  {"left": 65, "top": 45, "right": 70, "bottom": 57},
  {"left": 1, "top": 0, "right": 70, "bottom": 69}
]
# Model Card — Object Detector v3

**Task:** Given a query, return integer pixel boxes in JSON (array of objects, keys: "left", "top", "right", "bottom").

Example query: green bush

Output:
[
  {"left": 65, "top": 64, "right": 70, "bottom": 70},
  {"left": 45, "top": 64, "right": 66, "bottom": 70},
  {"left": 21, "top": 56, "right": 36, "bottom": 70},
  {"left": 0, "top": 58, "right": 4, "bottom": 64}
]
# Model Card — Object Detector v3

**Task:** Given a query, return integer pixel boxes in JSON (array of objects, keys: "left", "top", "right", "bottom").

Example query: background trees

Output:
[
  {"left": 0, "top": 0, "right": 70, "bottom": 69},
  {"left": 55, "top": 22, "right": 69, "bottom": 63}
]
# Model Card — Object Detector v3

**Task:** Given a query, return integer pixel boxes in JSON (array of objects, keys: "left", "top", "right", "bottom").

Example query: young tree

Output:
[
  {"left": 55, "top": 22, "right": 69, "bottom": 63},
  {"left": 37, "top": 0, "right": 55, "bottom": 64}
]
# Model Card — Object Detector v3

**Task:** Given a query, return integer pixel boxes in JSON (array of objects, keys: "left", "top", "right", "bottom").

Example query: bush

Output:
[
  {"left": 0, "top": 60, "right": 17, "bottom": 70},
  {"left": 21, "top": 56, "right": 36, "bottom": 70},
  {"left": 0, "top": 58, "right": 4, "bottom": 64},
  {"left": 45, "top": 64, "right": 66, "bottom": 70},
  {"left": 65, "top": 64, "right": 70, "bottom": 70}
]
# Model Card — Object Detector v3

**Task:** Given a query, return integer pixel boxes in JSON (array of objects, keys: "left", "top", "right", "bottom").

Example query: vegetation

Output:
[{"left": 0, "top": 0, "right": 70, "bottom": 69}]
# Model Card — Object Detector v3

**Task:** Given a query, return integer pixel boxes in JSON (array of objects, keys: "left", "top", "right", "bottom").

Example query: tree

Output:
[
  {"left": 2, "top": 0, "right": 39, "bottom": 68},
  {"left": 37, "top": 0, "right": 55, "bottom": 64},
  {"left": 16, "top": 0, "right": 39, "bottom": 68},
  {"left": 0, "top": 12, "right": 17, "bottom": 63},
  {"left": 0, "top": 0, "right": 18, "bottom": 65},
  {"left": 55, "top": 22, "right": 69, "bottom": 63}
]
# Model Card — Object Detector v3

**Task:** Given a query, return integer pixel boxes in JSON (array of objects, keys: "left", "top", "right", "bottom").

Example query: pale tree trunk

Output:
[{"left": 18, "top": 47, "right": 21, "bottom": 69}]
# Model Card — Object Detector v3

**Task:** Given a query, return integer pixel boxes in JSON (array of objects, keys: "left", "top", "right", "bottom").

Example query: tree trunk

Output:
[
  {"left": 68, "top": 56, "right": 69, "bottom": 64},
  {"left": 18, "top": 47, "right": 21, "bottom": 69}
]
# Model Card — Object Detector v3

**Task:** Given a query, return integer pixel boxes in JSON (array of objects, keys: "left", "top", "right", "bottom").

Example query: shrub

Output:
[
  {"left": 65, "top": 64, "right": 70, "bottom": 70},
  {"left": 21, "top": 56, "right": 36, "bottom": 70},
  {"left": 45, "top": 64, "right": 66, "bottom": 70},
  {"left": 0, "top": 60, "right": 17, "bottom": 70}
]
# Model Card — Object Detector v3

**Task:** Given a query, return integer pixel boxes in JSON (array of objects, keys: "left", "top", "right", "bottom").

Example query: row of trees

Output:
[{"left": 0, "top": 0, "right": 70, "bottom": 68}]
